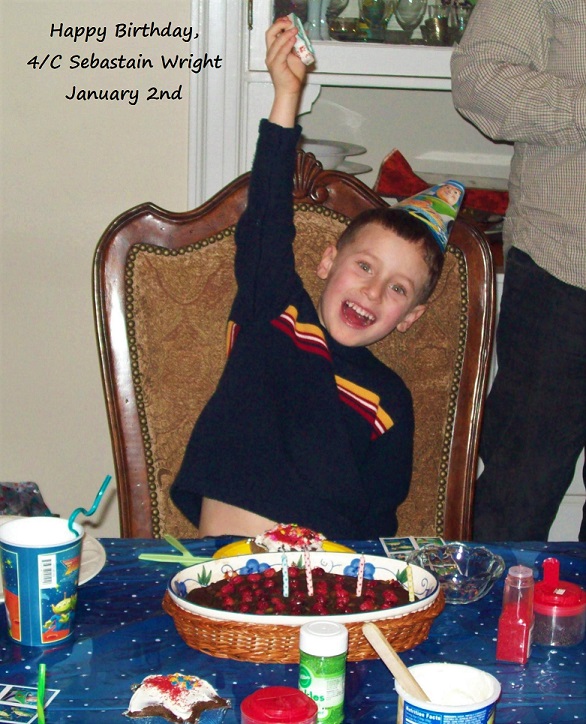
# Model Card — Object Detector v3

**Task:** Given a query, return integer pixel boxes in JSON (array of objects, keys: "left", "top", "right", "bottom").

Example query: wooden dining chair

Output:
[{"left": 93, "top": 151, "right": 495, "bottom": 539}]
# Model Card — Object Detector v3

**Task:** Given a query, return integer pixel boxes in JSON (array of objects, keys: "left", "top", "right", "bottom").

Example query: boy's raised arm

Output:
[
  {"left": 265, "top": 18, "right": 308, "bottom": 128},
  {"left": 230, "top": 18, "right": 309, "bottom": 322}
]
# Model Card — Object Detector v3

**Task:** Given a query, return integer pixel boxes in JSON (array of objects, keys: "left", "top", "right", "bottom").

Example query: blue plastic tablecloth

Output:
[{"left": 0, "top": 538, "right": 584, "bottom": 723}]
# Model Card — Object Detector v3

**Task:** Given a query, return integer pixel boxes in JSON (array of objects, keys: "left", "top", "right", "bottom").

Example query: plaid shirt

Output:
[{"left": 451, "top": 0, "right": 586, "bottom": 290}]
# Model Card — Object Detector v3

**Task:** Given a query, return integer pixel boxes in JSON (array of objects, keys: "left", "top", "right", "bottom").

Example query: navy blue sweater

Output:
[{"left": 171, "top": 120, "right": 414, "bottom": 539}]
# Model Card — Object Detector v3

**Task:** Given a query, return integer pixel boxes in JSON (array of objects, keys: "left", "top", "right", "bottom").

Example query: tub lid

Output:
[{"left": 534, "top": 558, "right": 586, "bottom": 616}]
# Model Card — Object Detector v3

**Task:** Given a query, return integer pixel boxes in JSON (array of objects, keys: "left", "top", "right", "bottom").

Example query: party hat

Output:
[{"left": 395, "top": 179, "right": 465, "bottom": 252}]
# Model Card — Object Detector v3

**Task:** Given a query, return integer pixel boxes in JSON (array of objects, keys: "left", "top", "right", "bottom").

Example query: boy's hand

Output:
[{"left": 266, "top": 17, "right": 308, "bottom": 127}]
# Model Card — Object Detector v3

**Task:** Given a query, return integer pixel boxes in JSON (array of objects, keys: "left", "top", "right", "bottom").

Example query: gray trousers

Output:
[{"left": 474, "top": 248, "right": 586, "bottom": 542}]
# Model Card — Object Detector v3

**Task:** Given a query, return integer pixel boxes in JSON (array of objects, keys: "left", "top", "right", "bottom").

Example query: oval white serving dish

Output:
[{"left": 168, "top": 551, "right": 439, "bottom": 626}]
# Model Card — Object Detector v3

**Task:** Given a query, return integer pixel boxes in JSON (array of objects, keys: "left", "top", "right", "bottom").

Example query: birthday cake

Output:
[
  {"left": 186, "top": 564, "right": 409, "bottom": 616},
  {"left": 125, "top": 673, "right": 230, "bottom": 724},
  {"left": 251, "top": 523, "right": 326, "bottom": 553}
]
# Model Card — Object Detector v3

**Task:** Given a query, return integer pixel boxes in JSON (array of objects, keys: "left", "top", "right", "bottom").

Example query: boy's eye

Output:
[
  {"left": 358, "top": 261, "right": 371, "bottom": 272},
  {"left": 390, "top": 283, "right": 406, "bottom": 295}
]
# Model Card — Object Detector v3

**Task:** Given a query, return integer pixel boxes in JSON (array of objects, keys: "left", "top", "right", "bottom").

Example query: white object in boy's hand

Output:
[{"left": 287, "top": 13, "right": 315, "bottom": 66}]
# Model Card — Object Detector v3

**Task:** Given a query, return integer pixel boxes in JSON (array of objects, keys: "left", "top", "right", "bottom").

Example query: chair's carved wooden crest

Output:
[{"left": 293, "top": 152, "right": 331, "bottom": 204}]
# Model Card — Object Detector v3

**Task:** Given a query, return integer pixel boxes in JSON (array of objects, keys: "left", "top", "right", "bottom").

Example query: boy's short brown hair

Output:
[{"left": 336, "top": 207, "right": 444, "bottom": 303}]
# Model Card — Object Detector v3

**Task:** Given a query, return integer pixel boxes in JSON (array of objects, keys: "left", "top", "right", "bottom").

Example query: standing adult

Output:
[{"left": 451, "top": 0, "right": 586, "bottom": 541}]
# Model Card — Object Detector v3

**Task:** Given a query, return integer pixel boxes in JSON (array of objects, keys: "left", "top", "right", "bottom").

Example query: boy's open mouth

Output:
[{"left": 343, "top": 300, "right": 375, "bottom": 327}]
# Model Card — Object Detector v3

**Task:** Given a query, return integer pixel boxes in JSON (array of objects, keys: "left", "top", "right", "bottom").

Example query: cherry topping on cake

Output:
[{"left": 187, "top": 564, "right": 409, "bottom": 616}]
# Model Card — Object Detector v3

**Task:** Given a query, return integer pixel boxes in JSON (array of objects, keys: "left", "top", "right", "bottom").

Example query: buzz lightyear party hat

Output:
[{"left": 395, "top": 179, "right": 465, "bottom": 252}]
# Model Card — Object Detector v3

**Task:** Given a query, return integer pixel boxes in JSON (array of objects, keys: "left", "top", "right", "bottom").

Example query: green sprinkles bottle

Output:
[{"left": 298, "top": 621, "right": 348, "bottom": 724}]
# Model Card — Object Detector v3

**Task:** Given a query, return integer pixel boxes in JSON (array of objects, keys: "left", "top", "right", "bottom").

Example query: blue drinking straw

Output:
[{"left": 68, "top": 475, "right": 113, "bottom": 533}]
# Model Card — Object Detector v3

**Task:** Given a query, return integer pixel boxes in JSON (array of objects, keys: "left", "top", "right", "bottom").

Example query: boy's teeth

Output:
[{"left": 346, "top": 301, "right": 374, "bottom": 321}]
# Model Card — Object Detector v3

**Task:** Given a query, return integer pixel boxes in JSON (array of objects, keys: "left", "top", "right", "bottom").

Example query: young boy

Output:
[{"left": 171, "top": 18, "right": 463, "bottom": 540}]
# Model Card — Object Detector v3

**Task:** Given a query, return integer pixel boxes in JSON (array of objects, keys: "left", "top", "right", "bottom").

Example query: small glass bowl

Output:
[{"left": 406, "top": 543, "right": 506, "bottom": 605}]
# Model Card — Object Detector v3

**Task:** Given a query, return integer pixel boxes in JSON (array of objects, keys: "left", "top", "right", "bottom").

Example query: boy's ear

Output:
[
  {"left": 316, "top": 245, "right": 337, "bottom": 280},
  {"left": 396, "top": 304, "right": 426, "bottom": 333}
]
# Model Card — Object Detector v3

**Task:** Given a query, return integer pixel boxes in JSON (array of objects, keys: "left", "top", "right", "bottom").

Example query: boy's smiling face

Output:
[{"left": 316, "top": 222, "right": 429, "bottom": 347}]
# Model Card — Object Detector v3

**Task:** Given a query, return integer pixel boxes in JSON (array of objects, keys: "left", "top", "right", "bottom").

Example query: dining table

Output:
[{"left": 0, "top": 536, "right": 584, "bottom": 724}]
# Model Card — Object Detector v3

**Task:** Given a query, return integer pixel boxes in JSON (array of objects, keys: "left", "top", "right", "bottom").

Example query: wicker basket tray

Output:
[{"left": 163, "top": 588, "right": 445, "bottom": 663}]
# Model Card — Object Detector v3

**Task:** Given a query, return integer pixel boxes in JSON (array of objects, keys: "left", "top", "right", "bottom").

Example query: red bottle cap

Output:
[
  {"left": 534, "top": 558, "right": 586, "bottom": 617},
  {"left": 241, "top": 686, "right": 318, "bottom": 724}
]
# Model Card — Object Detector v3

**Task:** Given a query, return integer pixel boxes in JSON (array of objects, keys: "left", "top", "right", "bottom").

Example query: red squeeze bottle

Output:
[{"left": 496, "top": 565, "right": 535, "bottom": 664}]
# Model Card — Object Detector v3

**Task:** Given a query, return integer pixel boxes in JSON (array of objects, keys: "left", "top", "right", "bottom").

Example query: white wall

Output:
[{"left": 1, "top": 0, "right": 192, "bottom": 535}]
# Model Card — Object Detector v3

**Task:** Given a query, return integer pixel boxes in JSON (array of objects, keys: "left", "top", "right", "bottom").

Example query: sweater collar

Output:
[{"left": 324, "top": 328, "right": 372, "bottom": 365}]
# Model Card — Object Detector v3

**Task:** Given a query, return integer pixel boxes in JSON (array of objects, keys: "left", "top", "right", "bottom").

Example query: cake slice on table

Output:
[
  {"left": 125, "top": 673, "right": 230, "bottom": 724},
  {"left": 251, "top": 523, "right": 326, "bottom": 553}
]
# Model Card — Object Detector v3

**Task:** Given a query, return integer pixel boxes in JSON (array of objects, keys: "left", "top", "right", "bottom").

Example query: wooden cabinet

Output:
[
  {"left": 249, "top": 1, "right": 452, "bottom": 88},
  {"left": 189, "top": 0, "right": 455, "bottom": 207}
]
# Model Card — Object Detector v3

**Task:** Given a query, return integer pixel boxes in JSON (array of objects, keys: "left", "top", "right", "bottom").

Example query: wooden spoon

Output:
[{"left": 362, "top": 622, "right": 430, "bottom": 702}]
